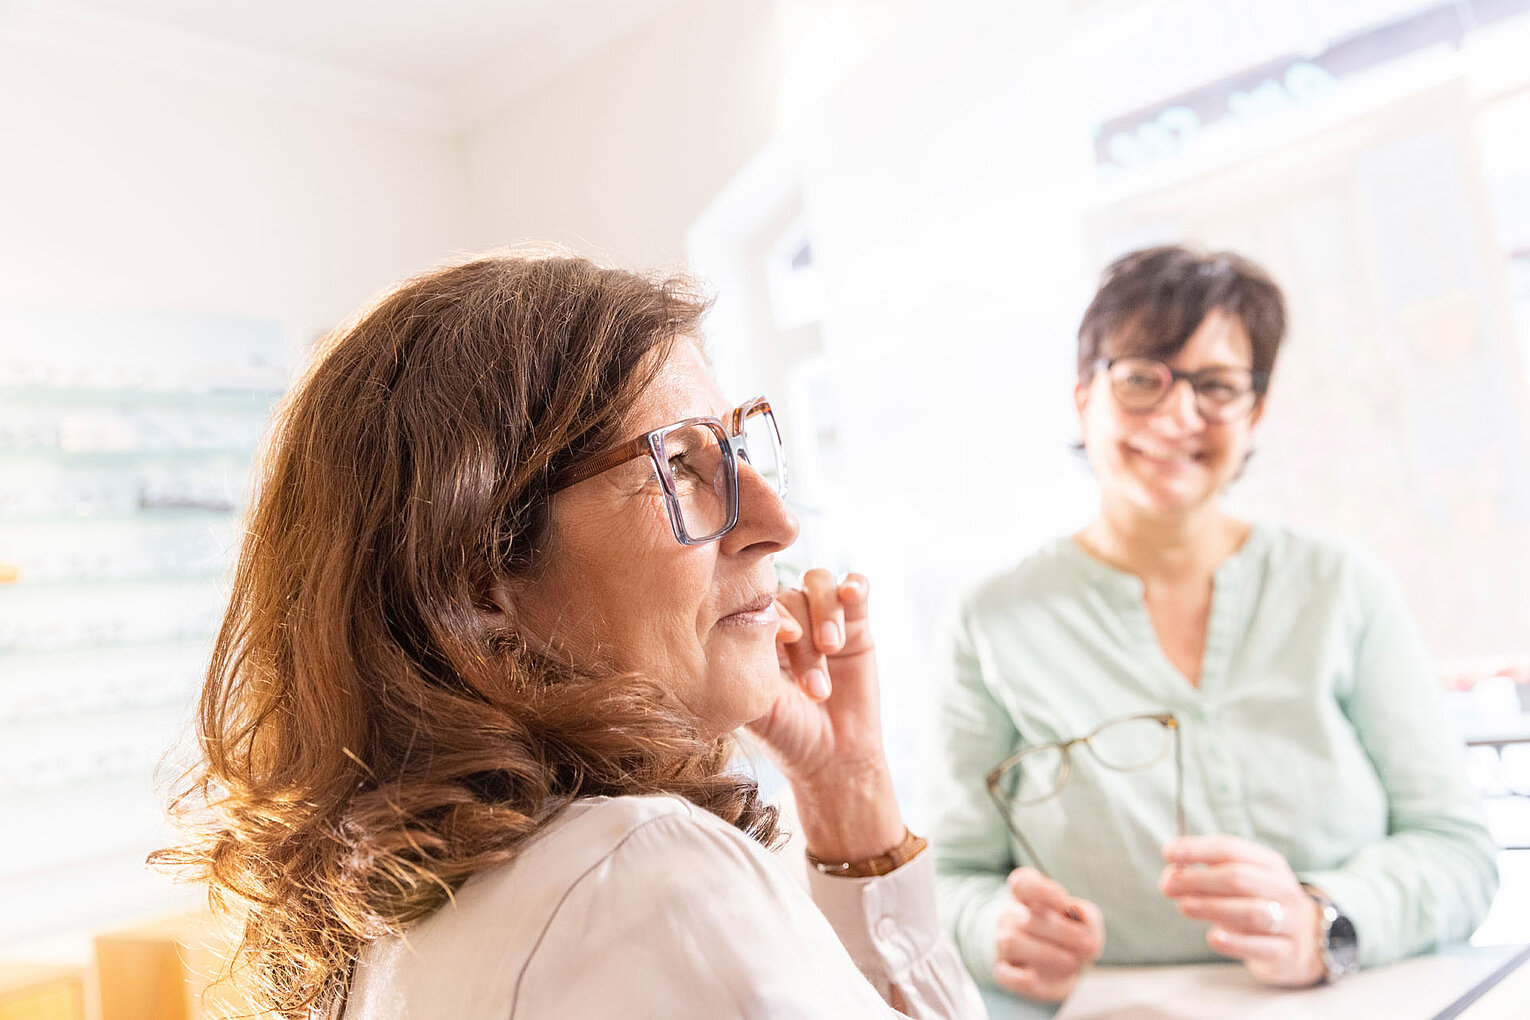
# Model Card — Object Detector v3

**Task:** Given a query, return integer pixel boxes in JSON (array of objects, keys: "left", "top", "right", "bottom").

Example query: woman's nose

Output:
[
  {"left": 724, "top": 459, "right": 798, "bottom": 555},
  {"left": 1156, "top": 379, "right": 1204, "bottom": 431}
]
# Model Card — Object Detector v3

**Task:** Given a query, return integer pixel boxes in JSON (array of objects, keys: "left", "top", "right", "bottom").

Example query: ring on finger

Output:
[{"left": 1264, "top": 899, "right": 1284, "bottom": 935}]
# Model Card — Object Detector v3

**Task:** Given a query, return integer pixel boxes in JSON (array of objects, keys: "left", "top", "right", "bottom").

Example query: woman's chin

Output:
[
  {"left": 698, "top": 654, "right": 786, "bottom": 731},
  {"left": 1115, "top": 467, "right": 1216, "bottom": 511}
]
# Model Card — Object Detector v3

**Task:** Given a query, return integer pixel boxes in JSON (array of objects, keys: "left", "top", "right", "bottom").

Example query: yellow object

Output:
[
  {"left": 93, "top": 913, "right": 263, "bottom": 1020},
  {"left": 0, "top": 962, "right": 85, "bottom": 1020},
  {"left": 0, "top": 564, "right": 18, "bottom": 584}
]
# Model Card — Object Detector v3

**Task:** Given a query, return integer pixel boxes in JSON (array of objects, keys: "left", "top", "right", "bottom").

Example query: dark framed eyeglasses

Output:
[
  {"left": 984, "top": 712, "right": 1185, "bottom": 880},
  {"left": 551, "top": 396, "right": 787, "bottom": 546},
  {"left": 1097, "top": 357, "right": 1268, "bottom": 424}
]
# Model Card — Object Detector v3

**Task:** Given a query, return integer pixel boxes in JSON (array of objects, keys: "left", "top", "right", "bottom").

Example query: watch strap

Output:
[{"left": 805, "top": 828, "right": 928, "bottom": 878}]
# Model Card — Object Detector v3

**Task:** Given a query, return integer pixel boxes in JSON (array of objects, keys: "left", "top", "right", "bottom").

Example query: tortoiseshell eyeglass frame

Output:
[
  {"left": 550, "top": 396, "right": 786, "bottom": 546},
  {"left": 983, "top": 711, "right": 1186, "bottom": 881}
]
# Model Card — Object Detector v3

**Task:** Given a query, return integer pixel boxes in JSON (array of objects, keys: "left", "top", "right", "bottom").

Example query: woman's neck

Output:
[{"left": 1077, "top": 500, "right": 1248, "bottom": 584}]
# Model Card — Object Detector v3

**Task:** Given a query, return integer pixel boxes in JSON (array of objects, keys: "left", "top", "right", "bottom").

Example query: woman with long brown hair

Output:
[{"left": 158, "top": 250, "right": 985, "bottom": 1018}]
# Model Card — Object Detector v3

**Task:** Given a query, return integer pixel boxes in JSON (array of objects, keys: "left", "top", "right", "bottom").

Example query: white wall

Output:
[
  {"left": 0, "top": 17, "right": 472, "bottom": 951},
  {"left": 779, "top": 2, "right": 1105, "bottom": 819},
  {"left": 0, "top": 28, "right": 471, "bottom": 355},
  {"left": 457, "top": 0, "right": 777, "bottom": 269}
]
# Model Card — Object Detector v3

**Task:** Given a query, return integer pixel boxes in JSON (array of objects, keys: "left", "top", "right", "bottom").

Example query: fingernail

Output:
[
  {"left": 807, "top": 669, "right": 832, "bottom": 703},
  {"left": 841, "top": 578, "right": 865, "bottom": 598},
  {"left": 805, "top": 668, "right": 831, "bottom": 700},
  {"left": 817, "top": 621, "right": 840, "bottom": 648}
]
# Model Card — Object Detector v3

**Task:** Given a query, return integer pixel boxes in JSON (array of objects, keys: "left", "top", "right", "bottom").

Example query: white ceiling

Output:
[
  {"left": 59, "top": 0, "right": 584, "bottom": 87},
  {"left": 7, "top": 0, "right": 686, "bottom": 127}
]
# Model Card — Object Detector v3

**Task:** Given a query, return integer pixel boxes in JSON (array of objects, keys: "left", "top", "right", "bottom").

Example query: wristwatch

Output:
[
  {"left": 1305, "top": 887, "right": 1359, "bottom": 981},
  {"left": 805, "top": 828, "right": 928, "bottom": 878}
]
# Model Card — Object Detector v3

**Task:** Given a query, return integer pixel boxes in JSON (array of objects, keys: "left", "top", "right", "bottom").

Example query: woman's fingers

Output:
[
  {"left": 996, "top": 928, "right": 1083, "bottom": 977},
  {"left": 835, "top": 572, "right": 874, "bottom": 654},
  {"left": 1207, "top": 928, "right": 1287, "bottom": 963},
  {"left": 1177, "top": 896, "right": 1291, "bottom": 935},
  {"left": 1007, "top": 867, "right": 1077, "bottom": 917},
  {"left": 800, "top": 567, "right": 845, "bottom": 655},
  {"left": 773, "top": 597, "right": 803, "bottom": 644},
  {"left": 774, "top": 587, "right": 829, "bottom": 700},
  {"left": 1012, "top": 906, "right": 1103, "bottom": 961},
  {"left": 993, "top": 961, "right": 1076, "bottom": 1003},
  {"left": 1163, "top": 834, "right": 1287, "bottom": 869},
  {"left": 1160, "top": 835, "right": 1326, "bottom": 987},
  {"left": 994, "top": 894, "right": 1099, "bottom": 1003},
  {"left": 997, "top": 870, "right": 1105, "bottom": 992},
  {"left": 774, "top": 568, "right": 876, "bottom": 702},
  {"left": 1160, "top": 860, "right": 1275, "bottom": 899}
]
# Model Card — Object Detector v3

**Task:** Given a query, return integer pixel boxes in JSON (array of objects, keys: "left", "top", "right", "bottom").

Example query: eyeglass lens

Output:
[
  {"left": 658, "top": 407, "right": 784, "bottom": 542},
  {"left": 659, "top": 423, "right": 731, "bottom": 540},
  {"left": 1107, "top": 357, "right": 1258, "bottom": 421},
  {"left": 994, "top": 714, "right": 1173, "bottom": 807}
]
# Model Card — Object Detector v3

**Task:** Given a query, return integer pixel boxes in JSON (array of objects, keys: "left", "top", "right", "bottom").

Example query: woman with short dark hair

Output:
[{"left": 927, "top": 245, "right": 1497, "bottom": 1005}]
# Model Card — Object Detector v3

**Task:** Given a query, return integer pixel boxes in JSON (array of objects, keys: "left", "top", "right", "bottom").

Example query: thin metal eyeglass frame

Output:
[
  {"left": 1096, "top": 357, "right": 1269, "bottom": 424},
  {"left": 983, "top": 712, "right": 1185, "bottom": 881},
  {"left": 550, "top": 396, "right": 786, "bottom": 546}
]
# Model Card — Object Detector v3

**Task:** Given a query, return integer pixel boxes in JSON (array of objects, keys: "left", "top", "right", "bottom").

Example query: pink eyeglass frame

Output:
[{"left": 551, "top": 396, "right": 785, "bottom": 546}]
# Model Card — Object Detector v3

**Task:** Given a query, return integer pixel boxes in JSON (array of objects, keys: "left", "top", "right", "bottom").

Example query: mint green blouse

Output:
[{"left": 928, "top": 522, "right": 1498, "bottom": 981}]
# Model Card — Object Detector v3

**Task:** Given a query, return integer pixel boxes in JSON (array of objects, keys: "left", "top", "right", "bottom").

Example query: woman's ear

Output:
[
  {"left": 479, "top": 581, "right": 518, "bottom": 628},
  {"left": 481, "top": 578, "right": 555, "bottom": 655},
  {"left": 1249, "top": 393, "right": 1268, "bottom": 429}
]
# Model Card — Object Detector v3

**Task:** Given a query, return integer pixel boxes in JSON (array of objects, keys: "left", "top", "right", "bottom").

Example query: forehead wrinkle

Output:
[{"left": 621, "top": 341, "right": 728, "bottom": 437}]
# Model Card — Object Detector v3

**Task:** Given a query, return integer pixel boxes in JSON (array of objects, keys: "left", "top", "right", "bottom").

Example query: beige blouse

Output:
[{"left": 344, "top": 793, "right": 987, "bottom": 1019}]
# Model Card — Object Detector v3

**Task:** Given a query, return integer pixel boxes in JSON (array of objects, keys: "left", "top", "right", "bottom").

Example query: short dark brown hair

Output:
[{"left": 1076, "top": 245, "right": 1287, "bottom": 386}]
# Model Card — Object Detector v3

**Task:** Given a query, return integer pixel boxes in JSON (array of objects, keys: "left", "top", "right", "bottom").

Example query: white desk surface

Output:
[{"left": 981, "top": 944, "right": 1530, "bottom": 1020}]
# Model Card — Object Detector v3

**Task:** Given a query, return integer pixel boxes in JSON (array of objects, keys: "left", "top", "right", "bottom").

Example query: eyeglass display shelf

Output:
[
  {"left": 0, "top": 508, "right": 238, "bottom": 525},
  {"left": 0, "top": 446, "right": 256, "bottom": 464},
  {"left": 0, "top": 569, "right": 229, "bottom": 590},
  {"left": 0, "top": 385, "right": 285, "bottom": 409},
  {"left": 0, "top": 634, "right": 215, "bottom": 659},
  {"left": 3, "top": 691, "right": 199, "bottom": 729}
]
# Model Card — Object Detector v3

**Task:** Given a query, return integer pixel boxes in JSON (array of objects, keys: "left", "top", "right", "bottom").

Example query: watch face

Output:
[{"left": 1326, "top": 912, "right": 1360, "bottom": 976}]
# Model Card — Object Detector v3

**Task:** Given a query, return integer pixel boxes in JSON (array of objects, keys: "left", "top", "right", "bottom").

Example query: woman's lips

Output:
[
  {"left": 1126, "top": 441, "right": 1203, "bottom": 465},
  {"left": 718, "top": 593, "right": 779, "bottom": 628}
]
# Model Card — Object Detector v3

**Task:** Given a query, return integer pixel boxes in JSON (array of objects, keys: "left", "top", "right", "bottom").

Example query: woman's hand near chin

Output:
[{"left": 746, "top": 568, "right": 905, "bottom": 862}]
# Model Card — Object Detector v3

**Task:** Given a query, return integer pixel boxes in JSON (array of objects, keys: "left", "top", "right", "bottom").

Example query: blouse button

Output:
[{"left": 875, "top": 916, "right": 898, "bottom": 941}]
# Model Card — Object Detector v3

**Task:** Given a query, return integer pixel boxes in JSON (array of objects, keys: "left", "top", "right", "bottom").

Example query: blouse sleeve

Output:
[
  {"left": 1293, "top": 556, "right": 1500, "bottom": 966},
  {"left": 924, "top": 603, "right": 1022, "bottom": 983},
  {"left": 515, "top": 803, "right": 987, "bottom": 1020},
  {"left": 809, "top": 851, "right": 990, "bottom": 1017}
]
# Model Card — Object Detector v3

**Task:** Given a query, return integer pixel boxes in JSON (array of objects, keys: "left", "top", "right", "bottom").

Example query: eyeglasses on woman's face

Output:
[
  {"left": 552, "top": 396, "right": 788, "bottom": 546},
  {"left": 985, "top": 712, "right": 1185, "bottom": 880},
  {"left": 1097, "top": 357, "right": 1267, "bottom": 424}
]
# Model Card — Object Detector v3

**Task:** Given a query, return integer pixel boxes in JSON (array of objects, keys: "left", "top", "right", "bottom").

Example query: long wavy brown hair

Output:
[{"left": 155, "top": 250, "right": 781, "bottom": 1018}]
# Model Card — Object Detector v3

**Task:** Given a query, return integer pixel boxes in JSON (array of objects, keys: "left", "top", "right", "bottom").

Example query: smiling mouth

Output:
[{"left": 1127, "top": 443, "right": 1204, "bottom": 465}]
